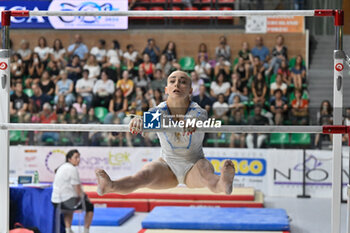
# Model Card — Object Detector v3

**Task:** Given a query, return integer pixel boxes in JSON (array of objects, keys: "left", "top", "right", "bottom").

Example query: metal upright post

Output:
[
  {"left": 0, "top": 10, "right": 11, "bottom": 233},
  {"left": 332, "top": 9, "right": 344, "bottom": 233}
]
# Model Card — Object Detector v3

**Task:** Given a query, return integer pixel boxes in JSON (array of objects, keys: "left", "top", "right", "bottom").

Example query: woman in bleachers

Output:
[
  {"left": 228, "top": 73, "right": 249, "bottom": 104},
  {"left": 210, "top": 71, "right": 231, "bottom": 100},
  {"left": 90, "top": 39, "right": 107, "bottom": 65},
  {"left": 123, "top": 44, "right": 140, "bottom": 73},
  {"left": 291, "top": 55, "right": 306, "bottom": 90},
  {"left": 92, "top": 70, "right": 115, "bottom": 108},
  {"left": 66, "top": 55, "right": 82, "bottom": 84},
  {"left": 49, "top": 39, "right": 67, "bottom": 69},
  {"left": 190, "top": 71, "right": 204, "bottom": 97},
  {"left": 27, "top": 52, "right": 44, "bottom": 87},
  {"left": 314, "top": 100, "right": 332, "bottom": 147},
  {"left": 277, "top": 60, "right": 291, "bottom": 86},
  {"left": 156, "top": 54, "right": 173, "bottom": 77},
  {"left": 251, "top": 72, "right": 267, "bottom": 106},
  {"left": 34, "top": 36, "right": 50, "bottom": 66},
  {"left": 153, "top": 88, "right": 163, "bottom": 106},
  {"left": 139, "top": 53, "right": 155, "bottom": 79},
  {"left": 197, "top": 43, "right": 209, "bottom": 62},
  {"left": 83, "top": 54, "right": 101, "bottom": 81},
  {"left": 17, "top": 39, "right": 32, "bottom": 76},
  {"left": 290, "top": 88, "right": 309, "bottom": 125},
  {"left": 10, "top": 53, "right": 24, "bottom": 83},
  {"left": 265, "top": 34, "right": 288, "bottom": 76},
  {"left": 116, "top": 70, "right": 134, "bottom": 99},
  {"left": 39, "top": 70, "right": 55, "bottom": 99},
  {"left": 162, "top": 41, "right": 180, "bottom": 69},
  {"left": 134, "top": 68, "right": 151, "bottom": 89},
  {"left": 54, "top": 70, "right": 75, "bottom": 106},
  {"left": 214, "top": 56, "right": 230, "bottom": 77},
  {"left": 238, "top": 41, "right": 253, "bottom": 64},
  {"left": 65, "top": 106, "right": 80, "bottom": 124},
  {"left": 270, "top": 73, "right": 287, "bottom": 98},
  {"left": 234, "top": 57, "right": 250, "bottom": 87},
  {"left": 270, "top": 89, "right": 288, "bottom": 125},
  {"left": 104, "top": 88, "right": 128, "bottom": 124},
  {"left": 194, "top": 54, "right": 212, "bottom": 83},
  {"left": 103, "top": 40, "right": 123, "bottom": 76}
]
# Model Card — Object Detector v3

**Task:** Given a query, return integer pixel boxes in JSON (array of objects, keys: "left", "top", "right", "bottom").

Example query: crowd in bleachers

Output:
[{"left": 9, "top": 33, "right": 316, "bottom": 148}]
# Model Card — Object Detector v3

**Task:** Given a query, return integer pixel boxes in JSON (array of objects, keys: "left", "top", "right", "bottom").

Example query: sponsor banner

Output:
[
  {"left": 0, "top": 0, "right": 128, "bottom": 29},
  {"left": 246, "top": 16, "right": 304, "bottom": 33}
]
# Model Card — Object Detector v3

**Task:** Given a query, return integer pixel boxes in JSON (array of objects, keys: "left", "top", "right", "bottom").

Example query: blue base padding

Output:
[
  {"left": 72, "top": 207, "right": 134, "bottom": 226},
  {"left": 142, "top": 207, "right": 289, "bottom": 231}
]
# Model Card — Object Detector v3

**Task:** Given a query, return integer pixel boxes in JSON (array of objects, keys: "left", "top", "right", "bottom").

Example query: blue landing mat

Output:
[
  {"left": 142, "top": 207, "right": 289, "bottom": 231},
  {"left": 72, "top": 207, "right": 134, "bottom": 226}
]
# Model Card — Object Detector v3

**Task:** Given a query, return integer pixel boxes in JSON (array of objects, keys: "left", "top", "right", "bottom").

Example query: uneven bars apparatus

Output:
[{"left": 0, "top": 9, "right": 346, "bottom": 233}]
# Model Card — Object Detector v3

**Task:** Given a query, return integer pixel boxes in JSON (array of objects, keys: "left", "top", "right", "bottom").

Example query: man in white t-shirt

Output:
[
  {"left": 90, "top": 39, "right": 107, "bottom": 64},
  {"left": 76, "top": 69, "right": 95, "bottom": 107},
  {"left": 212, "top": 93, "right": 229, "bottom": 123}
]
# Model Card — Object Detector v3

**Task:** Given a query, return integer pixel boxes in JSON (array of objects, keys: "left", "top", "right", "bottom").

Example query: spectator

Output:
[
  {"left": 238, "top": 41, "right": 253, "bottom": 64},
  {"left": 103, "top": 40, "right": 123, "bottom": 74},
  {"left": 278, "top": 60, "right": 291, "bottom": 86},
  {"left": 83, "top": 54, "right": 101, "bottom": 81},
  {"left": 143, "top": 38, "right": 160, "bottom": 64},
  {"left": 265, "top": 35, "right": 288, "bottom": 76},
  {"left": 210, "top": 72, "right": 231, "bottom": 99},
  {"left": 153, "top": 89, "right": 163, "bottom": 106},
  {"left": 270, "top": 89, "right": 288, "bottom": 125},
  {"left": 314, "top": 100, "right": 331, "bottom": 147},
  {"left": 31, "top": 83, "right": 51, "bottom": 111},
  {"left": 131, "top": 87, "right": 147, "bottom": 113},
  {"left": 191, "top": 71, "right": 204, "bottom": 97},
  {"left": 27, "top": 52, "right": 44, "bottom": 87},
  {"left": 150, "top": 69, "right": 167, "bottom": 93},
  {"left": 93, "top": 70, "right": 115, "bottom": 108},
  {"left": 65, "top": 106, "right": 80, "bottom": 125},
  {"left": 90, "top": 39, "right": 107, "bottom": 65},
  {"left": 10, "top": 82, "right": 29, "bottom": 123},
  {"left": 51, "top": 149, "right": 94, "bottom": 233},
  {"left": 55, "top": 94, "right": 69, "bottom": 117},
  {"left": 49, "top": 38, "right": 66, "bottom": 69},
  {"left": 291, "top": 55, "right": 306, "bottom": 90},
  {"left": 139, "top": 53, "right": 155, "bottom": 79},
  {"left": 17, "top": 39, "right": 32, "bottom": 63},
  {"left": 54, "top": 70, "right": 75, "bottom": 106},
  {"left": 270, "top": 73, "right": 287, "bottom": 97},
  {"left": 39, "top": 70, "right": 55, "bottom": 98},
  {"left": 76, "top": 69, "right": 95, "bottom": 107},
  {"left": 252, "top": 72, "right": 267, "bottom": 106},
  {"left": 46, "top": 59, "right": 60, "bottom": 83},
  {"left": 212, "top": 93, "right": 229, "bottom": 124},
  {"left": 246, "top": 105, "right": 269, "bottom": 148},
  {"left": 214, "top": 56, "right": 230, "bottom": 77},
  {"left": 215, "top": 35, "right": 231, "bottom": 62},
  {"left": 197, "top": 43, "right": 209, "bottom": 62},
  {"left": 229, "top": 111, "right": 246, "bottom": 148},
  {"left": 40, "top": 103, "right": 59, "bottom": 144},
  {"left": 194, "top": 54, "right": 212, "bottom": 83},
  {"left": 234, "top": 57, "right": 250, "bottom": 87},
  {"left": 229, "top": 95, "right": 245, "bottom": 117},
  {"left": 67, "top": 34, "right": 89, "bottom": 62},
  {"left": 72, "top": 95, "right": 87, "bottom": 121},
  {"left": 66, "top": 55, "right": 82, "bottom": 84},
  {"left": 156, "top": 54, "right": 173, "bottom": 77},
  {"left": 10, "top": 53, "right": 24, "bottom": 83},
  {"left": 162, "top": 41, "right": 178, "bottom": 64},
  {"left": 134, "top": 68, "right": 151, "bottom": 89},
  {"left": 116, "top": 70, "right": 134, "bottom": 99},
  {"left": 192, "top": 84, "right": 213, "bottom": 113},
  {"left": 104, "top": 88, "right": 128, "bottom": 124},
  {"left": 34, "top": 36, "right": 50, "bottom": 65},
  {"left": 123, "top": 44, "right": 140, "bottom": 72},
  {"left": 228, "top": 73, "right": 249, "bottom": 104},
  {"left": 81, "top": 108, "right": 103, "bottom": 146},
  {"left": 252, "top": 56, "right": 266, "bottom": 77},
  {"left": 251, "top": 36, "right": 269, "bottom": 65},
  {"left": 290, "top": 89, "right": 309, "bottom": 125}
]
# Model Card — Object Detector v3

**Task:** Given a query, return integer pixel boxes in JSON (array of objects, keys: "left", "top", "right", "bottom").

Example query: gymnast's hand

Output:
[{"left": 129, "top": 116, "right": 143, "bottom": 135}]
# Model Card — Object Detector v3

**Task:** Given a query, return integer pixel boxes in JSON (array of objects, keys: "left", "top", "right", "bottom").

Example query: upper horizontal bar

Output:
[
  {"left": 11, "top": 10, "right": 319, "bottom": 17},
  {"left": 0, "top": 123, "right": 324, "bottom": 133}
]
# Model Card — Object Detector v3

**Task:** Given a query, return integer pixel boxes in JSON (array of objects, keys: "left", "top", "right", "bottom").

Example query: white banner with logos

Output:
[{"left": 9, "top": 146, "right": 349, "bottom": 199}]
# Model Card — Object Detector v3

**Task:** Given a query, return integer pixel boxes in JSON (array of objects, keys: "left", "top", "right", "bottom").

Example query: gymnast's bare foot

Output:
[
  {"left": 95, "top": 169, "right": 112, "bottom": 196},
  {"left": 219, "top": 160, "right": 235, "bottom": 195}
]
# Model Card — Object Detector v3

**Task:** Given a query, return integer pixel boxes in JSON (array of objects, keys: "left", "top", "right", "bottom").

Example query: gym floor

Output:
[{"left": 72, "top": 197, "right": 348, "bottom": 233}]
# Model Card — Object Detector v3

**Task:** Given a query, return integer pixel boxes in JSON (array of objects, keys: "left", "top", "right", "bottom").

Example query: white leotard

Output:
[{"left": 150, "top": 101, "right": 208, "bottom": 184}]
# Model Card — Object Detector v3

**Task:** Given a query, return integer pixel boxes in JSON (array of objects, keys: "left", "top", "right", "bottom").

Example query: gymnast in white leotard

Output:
[{"left": 96, "top": 71, "right": 235, "bottom": 195}]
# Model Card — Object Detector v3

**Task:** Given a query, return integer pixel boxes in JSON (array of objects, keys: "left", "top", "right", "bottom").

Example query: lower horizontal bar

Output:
[{"left": 0, "top": 123, "right": 324, "bottom": 134}]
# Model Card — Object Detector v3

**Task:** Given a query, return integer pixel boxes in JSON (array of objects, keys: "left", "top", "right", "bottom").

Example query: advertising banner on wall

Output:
[
  {"left": 0, "top": 0, "right": 128, "bottom": 29},
  {"left": 246, "top": 16, "right": 304, "bottom": 33}
]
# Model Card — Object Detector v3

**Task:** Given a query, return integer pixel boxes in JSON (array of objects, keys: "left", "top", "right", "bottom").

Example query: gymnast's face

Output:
[{"left": 165, "top": 71, "right": 192, "bottom": 99}]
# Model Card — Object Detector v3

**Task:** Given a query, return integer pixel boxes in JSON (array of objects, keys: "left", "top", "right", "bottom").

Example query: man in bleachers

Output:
[
  {"left": 31, "top": 83, "right": 51, "bottom": 111},
  {"left": 67, "top": 34, "right": 89, "bottom": 62},
  {"left": 10, "top": 82, "right": 29, "bottom": 123},
  {"left": 192, "top": 84, "right": 213, "bottom": 113},
  {"left": 251, "top": 36, "right": 269, "bottom": 68},
  {"left": 143, "top": 38, "right": 160, "bottom": 64}
]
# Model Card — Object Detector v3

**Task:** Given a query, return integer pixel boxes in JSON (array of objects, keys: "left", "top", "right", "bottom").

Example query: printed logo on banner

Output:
[
  {"left": 48, "top": 0, "right": 128, "bottom": 29},
  {"left": 207, "top": 157, "right": 266, "bottom": 176},
  {"left": 45, "top": 149, "right": 66, "bottom": 173},
  {"left": 143, "top": 110, "right": 161, "bottom": 129},
  {"left": 0, "top": 62, "right": 8, "bottom": 70},
  {"left": 335, "top": 63, "right": 344, "bottom": 72}
]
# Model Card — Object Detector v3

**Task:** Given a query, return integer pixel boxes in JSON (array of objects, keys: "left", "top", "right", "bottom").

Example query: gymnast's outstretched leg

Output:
[
  {"left": 95, "top": 158, "right": 178, "bottom": 195},
  {"left": 185, "top": 159, "right": 235, "bottom": 195}
]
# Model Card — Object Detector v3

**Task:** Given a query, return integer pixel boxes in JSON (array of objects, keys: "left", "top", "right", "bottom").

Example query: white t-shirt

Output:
[
  {"left": 51, "top": 162, "right": 80, "bottom": 203},
  {"left": 191, "top": 79, "right": 204, "bottom": 97},
  {"left": 107, "top": 49, "right": 123, "bottom": 65},
  {"left": 270, "top": 82, "right": 287, "bottom": 93},
  {"left": 34, "top": 46, "right": 51, "bottom": 60},
  {"left": 212, "top": 101, "right": 229, "bottom": 117},
  {"left": 76, "top": 78, "right": 95, "bottom": 97},
  {"left": 93, "top": 79, "right": 115, "bottom": 95},
  {"left": 210, "top": 82, "right": 231, "bottom": 96},
  {"left": 50, "top": 48, "right": 66, "bottom": 60},
  {"left": 90, "top": 47, "right": 107, "bottom": 62},
  {"left": 83, "top": 64, "right": 101, "bottom": 80},
  {"left": 195, "top": 63, "right": 211, "bottom": 80},
  {"left": 123, "top": 51, "right": 138, "bottom": 62}
]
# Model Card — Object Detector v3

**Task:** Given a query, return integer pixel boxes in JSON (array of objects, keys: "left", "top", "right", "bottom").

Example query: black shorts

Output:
[{"left": 52, "top": 195, "right": 94, "bottom": 212}]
